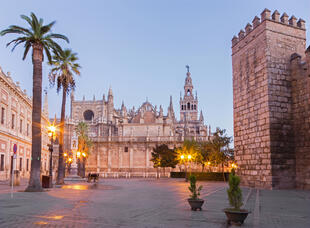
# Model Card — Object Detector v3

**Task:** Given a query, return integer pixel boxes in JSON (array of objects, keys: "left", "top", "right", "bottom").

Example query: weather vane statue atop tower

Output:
[{"left": 186, "top": 65, "right": 190, "bottom": 73}]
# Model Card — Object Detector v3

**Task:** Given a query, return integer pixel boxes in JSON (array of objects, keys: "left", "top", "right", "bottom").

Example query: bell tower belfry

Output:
[{"left": 180, "top": 65, "right": 198, "bottom": 121}]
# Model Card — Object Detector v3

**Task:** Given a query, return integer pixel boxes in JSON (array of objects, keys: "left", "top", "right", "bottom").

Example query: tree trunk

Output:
[
  {"left": 25, "top": 44, "right": 44, "bottom": 192},
  {"left": 222, "top": 162, "right": 225, "bottom": 182},
  {"left": 56, "top": 87, "right": 67, "bottom": 184},
  {"left": 156, "top": 167, "right": 159, "bottom": 179}
]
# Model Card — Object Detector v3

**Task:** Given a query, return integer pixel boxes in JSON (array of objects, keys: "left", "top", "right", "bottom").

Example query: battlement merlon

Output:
[{"left": 231, "top": 9, "right": 306, "bottom": 50}]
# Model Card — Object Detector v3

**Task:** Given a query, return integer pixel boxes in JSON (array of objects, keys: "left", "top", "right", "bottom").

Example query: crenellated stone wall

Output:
[
  {"left": 290, "top": 49, "right": 310, "bottom": 189},
  {"left": 232, "top": 8, "right": 308, "bottom": 189}
]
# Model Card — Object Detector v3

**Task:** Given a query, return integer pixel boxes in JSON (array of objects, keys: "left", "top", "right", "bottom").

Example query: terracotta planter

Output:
[
  {"left": 187, "top": 199, "right": 204, "bottom": 211},
  {"left": 224, "top": 209, "right": 250, "bottom": 225}
]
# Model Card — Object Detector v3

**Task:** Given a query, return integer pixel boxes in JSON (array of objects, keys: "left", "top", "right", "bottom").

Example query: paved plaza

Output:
[{"left": 0, "top": 179, "right": 309, "bottom": 228}]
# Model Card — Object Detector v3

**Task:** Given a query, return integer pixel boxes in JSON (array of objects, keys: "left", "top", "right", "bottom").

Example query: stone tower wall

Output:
[
  {"left": 291, "top": 51, "right": 310, "bottom": 189},
  {"left": 232, "top": 9, "right": 306, "bottom": 189}
]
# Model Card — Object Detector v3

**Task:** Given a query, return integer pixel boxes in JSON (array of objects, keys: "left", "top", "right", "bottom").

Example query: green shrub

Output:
[
  {"left": 188, "top": 175, "right": 202, "bottom": 200},
  {"left": 170, "top": 172, "right": 186, "bottom": 178},
  {"left": 170, "top": 172, "right": 229, "bottom": 181},
  {"left": 227, "top": 169, "right": 243, "bottom": 210}
]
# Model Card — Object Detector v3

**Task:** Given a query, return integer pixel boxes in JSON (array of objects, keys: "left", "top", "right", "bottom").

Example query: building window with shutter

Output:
[
  {"left": 0, "top": 154, "right": 4, "bottom": 171},
  {"left": 11, "top": 114, "right": 15, "bottom": 129},
  {"left": 124, "top": 147, "right": 129, "bottom": 152},
  {"left": 1, "top": 107, "right": 5, "bottom": 124},
  {"left": 20, "top": 119, "right": 23, "bottom": 133},
  {"left": 19, "top": 158, "right": 22, "bottom": 171},
  {"left": 26, "top": 158, "right": 29, "bottom": 171}
]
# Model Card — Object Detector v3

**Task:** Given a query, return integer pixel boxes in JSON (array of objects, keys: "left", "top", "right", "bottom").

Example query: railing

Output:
[
  {"left": 98, "top": 172, "right": 170, "bottom": 179},
  {"left": 90, "top": 135, "right": 208, "bottom": 143}
]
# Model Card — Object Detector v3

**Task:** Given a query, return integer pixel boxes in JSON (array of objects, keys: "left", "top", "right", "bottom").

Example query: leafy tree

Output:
[
  {"left": 49, "top": 49, "right": 81, "bottom": 184},
  {"left": 0, "top": 13, "right": 68, "bottom": 191},
  {"left": 196, "top": 141, "right": 212, "bottom": 172},
  {"left": 176, "top": 139, "right": 200, "bottom": 163},
  {"left": 208, "top": 128, "right": 233, "bottom": 180},
  {"left": 151, "top": 144, "right": 178, "bottom": 177}
]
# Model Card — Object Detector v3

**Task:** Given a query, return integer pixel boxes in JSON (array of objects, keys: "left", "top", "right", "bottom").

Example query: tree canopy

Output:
[{"left": 151, "top": 144, "right": 178, "bottom": 169}]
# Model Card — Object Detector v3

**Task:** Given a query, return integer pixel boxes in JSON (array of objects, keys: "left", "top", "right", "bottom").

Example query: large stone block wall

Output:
[
  {"left": 232, "top": 9, "right": 307, "bottom": 189},
  {"left": 265, "top": 17, "right": 306, "bottom": 188},
  {"left": 85, "top": 141, "right": 181, "bottom": 174},
  {"left": 291, "top": 51, "right": 310, "bottom": 189},
  {"left": 232, "top": 12, "right": 272, "bottom": 189}
]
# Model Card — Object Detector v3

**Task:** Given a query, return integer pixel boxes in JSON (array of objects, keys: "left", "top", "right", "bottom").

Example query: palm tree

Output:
[
  {"left": 49, "top": 49, "right": 80, "bottom": 184},
  {"left": 75, "top": 122, "right": 92, "bottom": 154},
  {"left": 75, "top": 122, "right": 92, "bottom": 177},
  {"left": 0, "top": 13, "right": 69, "bottom": 192}
]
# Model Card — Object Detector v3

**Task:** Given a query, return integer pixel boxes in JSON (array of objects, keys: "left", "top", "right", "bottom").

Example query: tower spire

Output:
[
  {"left": 180, "top": 65, "right": 198, "bottom": 121},
  {"left": 199, "top": 110, "right": 204, "bottom": 122}
]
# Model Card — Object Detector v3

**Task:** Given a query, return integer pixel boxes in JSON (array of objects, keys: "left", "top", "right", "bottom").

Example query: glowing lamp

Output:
[
  {"left": 82, "top": 152, "right": 86, "bottom": 157},
  {"left": 231, "top": 163, "right": 238, "bottom": 169},
  {"left": 180, "top": 155, "right": 185, "bottom": 160},
  {"left": 77, "top": 151, "right": 81, "bottom": 158},
  {"left": 188, "top": 155, "right": 192, "bottom": 160}
]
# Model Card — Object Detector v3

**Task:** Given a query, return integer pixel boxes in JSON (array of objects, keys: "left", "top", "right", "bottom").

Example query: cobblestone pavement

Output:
[{"left": 0, "top": 179, "right": 309, "bottom": 227}]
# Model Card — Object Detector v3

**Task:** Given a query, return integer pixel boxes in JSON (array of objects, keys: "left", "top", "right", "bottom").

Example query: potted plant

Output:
[
  {"left": 187, "top": 175, "right": 204, "bottom": 211},
  {"left": 224, "top": 169, "right": 250, "bottom": 225}
]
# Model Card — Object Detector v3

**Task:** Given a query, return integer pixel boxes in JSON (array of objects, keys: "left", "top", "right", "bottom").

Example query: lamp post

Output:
[
  {"left": 180, "top": 154, "right": 188, "bottom": 181},
  {"left": 48, "top": 125, "right": 56, "bottom": 188},
  {"left": 188, "top": 154, "right": 192, "bottom": 174},
  {"left": 76, "top": 151, "right": 81, "bottom": 176},
  {"left": 82, "top": 152, "right": 86, "bottom": 178}
]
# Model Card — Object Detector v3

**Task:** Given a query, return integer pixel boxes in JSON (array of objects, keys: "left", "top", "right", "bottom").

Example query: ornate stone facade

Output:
[
  {"left": 232, "top": 9, "right": 310, "bottom": 189},
  {"left": 64, "top": 68, "right": 210, "bottom": 175},
  {"left": 0, "top": 67, "right": 50, "bottom": 180}
]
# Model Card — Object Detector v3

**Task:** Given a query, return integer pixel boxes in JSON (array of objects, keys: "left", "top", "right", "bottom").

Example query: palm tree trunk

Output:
[
  {"left": 56, "top": 87, "right": 67, "bottom": 184},
  {"left": 25, "top": 44, "right": 43, "bottom": 192}
]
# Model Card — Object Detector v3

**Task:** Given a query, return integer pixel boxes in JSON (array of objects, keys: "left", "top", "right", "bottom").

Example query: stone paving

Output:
[{"left": 0, "top": 179, "right": 309, "bottom": 228}]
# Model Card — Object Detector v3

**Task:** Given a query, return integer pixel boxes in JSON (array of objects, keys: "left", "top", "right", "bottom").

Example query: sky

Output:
[{"left": 0, "top": 0, "right": 309, "bottom": 138}]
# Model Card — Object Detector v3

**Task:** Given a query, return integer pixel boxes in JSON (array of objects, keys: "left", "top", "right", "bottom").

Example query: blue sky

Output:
[{"left": 0, "top": 0, "right": 309, "bottom": 137}]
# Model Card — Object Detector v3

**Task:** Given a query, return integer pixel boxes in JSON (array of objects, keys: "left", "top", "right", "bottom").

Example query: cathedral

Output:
[{"left": 64, "top": 67, "right": 210, "bottom": 175}]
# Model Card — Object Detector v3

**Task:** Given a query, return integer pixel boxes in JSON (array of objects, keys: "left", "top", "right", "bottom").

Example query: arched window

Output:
[
  {"left": 181, "top": 105, "right": 184, "bottom": 110},
  {"left": 187, "top": 89, "right": 191, "bottom": 96},
  {"left": 83, "top": 110, "right": 94, "bottom": 121},
  {"left": 187, "top": 103, "right": 190, "bottom": 110},
  {"left": 194, "top": 105, "right": 196, "bottom": 110},
  {"left": 191, "top": 104, "right": 193, "bottom": 110}
]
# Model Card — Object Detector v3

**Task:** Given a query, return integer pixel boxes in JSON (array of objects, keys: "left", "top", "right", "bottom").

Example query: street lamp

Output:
[
  {"left": 231, "top": 163, "right": 238, "bottom": 169},
  {"left": 47, "top": 124, "right": 56, "bottom": 188}
]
